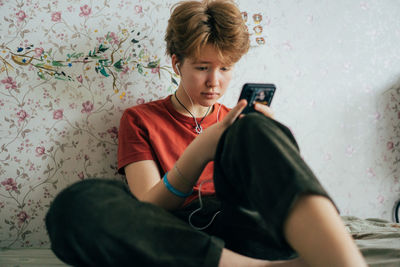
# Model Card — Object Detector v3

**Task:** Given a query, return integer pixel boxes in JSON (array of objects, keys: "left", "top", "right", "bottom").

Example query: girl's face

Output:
[{"left": 174, "top": 44, "right": 234, "bottom": 107}]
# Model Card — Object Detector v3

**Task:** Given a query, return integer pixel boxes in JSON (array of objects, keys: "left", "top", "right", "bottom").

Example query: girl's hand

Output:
[
  {"left": 253, "top": 102, "right": 274, "bottom": 118},
  {"left": 191, "top": 99, "right": 247, "bottom": 162},
  {"left": 220, "top": 99, "right": 248, "bottom": 128},
  {"left": 197, "top": 100, "right": 274, "bottom": 161}
]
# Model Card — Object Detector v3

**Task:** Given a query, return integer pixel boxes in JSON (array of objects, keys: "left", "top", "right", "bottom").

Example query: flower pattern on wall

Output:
[
  {"left": 0, "top": 0, "right": 178, "bottom": 249},
  {"left": 0, "top": 0, "right": 266, "bottom": 249},
  {"left": 378, "top": 83, "right": 400, "bottom": 177}
]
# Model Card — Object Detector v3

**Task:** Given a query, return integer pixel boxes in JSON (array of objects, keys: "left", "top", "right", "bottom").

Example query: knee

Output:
[
  {"left": 234, "top": 113, "right": 287, "bottom": 134},
  {"left": 230, "top": 113, "right": 298, "bottom": 150},
  {"left": 45, "top": 179, "right": 131, "bottom": 230},
  {"left": 235, "top": 112, "right": 267, "bottom": 129},
  {"left": 227, "top": 112, "right": 274, "bottom": 142},
  {"left": 48, "top": 179, "right": 128, "bottom": 209}
]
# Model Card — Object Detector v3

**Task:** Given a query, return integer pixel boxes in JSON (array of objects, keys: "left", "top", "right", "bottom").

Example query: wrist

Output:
[{"left": 163, "top": 172, "right": 193, "bottom": 198}]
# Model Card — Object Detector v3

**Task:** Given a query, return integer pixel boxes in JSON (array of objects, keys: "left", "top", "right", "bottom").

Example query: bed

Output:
[
  {"left": 0, "top": 216, "right": 399, "bottom": 267},
  {"left": 343, "top": 216, "right": 400, "bottom": 266}
]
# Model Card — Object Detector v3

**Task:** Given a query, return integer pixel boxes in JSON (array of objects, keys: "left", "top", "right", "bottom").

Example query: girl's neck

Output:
[{"left": 172, "top": 89, "right": 213, "bottom": 118}]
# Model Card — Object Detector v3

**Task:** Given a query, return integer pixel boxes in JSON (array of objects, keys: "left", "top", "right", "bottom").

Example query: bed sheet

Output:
[{"left": 343, "top": 216, "right": 400, "bottom": 267}]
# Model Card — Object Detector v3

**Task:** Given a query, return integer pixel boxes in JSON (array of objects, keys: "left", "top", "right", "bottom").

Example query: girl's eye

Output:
[{"left": 194, "top": 66, "right": 231, "bottom": 71}]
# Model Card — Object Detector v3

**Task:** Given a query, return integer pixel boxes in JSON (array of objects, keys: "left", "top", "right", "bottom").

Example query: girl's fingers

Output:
[
  {"left": 254, "top": 102, "right": 274, "bottom": 118},
  {"left": 222, "top": 99, "right": 247, "bottom": 125}
]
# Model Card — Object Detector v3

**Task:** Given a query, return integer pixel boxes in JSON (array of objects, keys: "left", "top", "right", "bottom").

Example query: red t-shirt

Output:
[{"left": 117, "top": 95, "right": 230, "bottom": 204}]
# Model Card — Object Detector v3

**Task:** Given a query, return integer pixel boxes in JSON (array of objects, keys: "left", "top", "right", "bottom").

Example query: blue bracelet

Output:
[{"left": 163, "top": 172, "right": 193, "bottom": 198}]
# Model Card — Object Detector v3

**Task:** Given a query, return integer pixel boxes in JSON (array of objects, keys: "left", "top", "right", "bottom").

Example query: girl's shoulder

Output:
[{"left": 123, "top": 96, "right": 170, "bottom": 118}]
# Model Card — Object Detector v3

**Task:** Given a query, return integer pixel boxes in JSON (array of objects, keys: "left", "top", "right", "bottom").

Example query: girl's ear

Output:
[
  {"left": 171, "top": 54, "right": 180, "bottom": 76},
  {"left": 171, "top": 54, "right": 179, "bottom": 75}
]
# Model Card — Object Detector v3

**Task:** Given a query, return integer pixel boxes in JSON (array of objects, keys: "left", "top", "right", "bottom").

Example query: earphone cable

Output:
[
  {"left": 174, "top": 92, "right": 211, "bottom": 133},
  {"left": 188, "top": 179, "right": 221, "bottom": 231}
]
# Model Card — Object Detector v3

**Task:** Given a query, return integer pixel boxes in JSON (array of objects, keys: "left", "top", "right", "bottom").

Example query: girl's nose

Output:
[{"left": 206, "top": 70, "right": 220, "bottom": 88}]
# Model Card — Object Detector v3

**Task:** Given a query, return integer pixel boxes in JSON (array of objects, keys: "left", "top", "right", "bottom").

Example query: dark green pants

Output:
[{"left": 46, "top": 113, "right": 334, "bottom": 266}]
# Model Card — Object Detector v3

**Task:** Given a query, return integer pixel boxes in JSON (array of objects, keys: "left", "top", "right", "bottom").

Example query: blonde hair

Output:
[{"left": 165, "top": 0, "right": 250, "bottom": 65}]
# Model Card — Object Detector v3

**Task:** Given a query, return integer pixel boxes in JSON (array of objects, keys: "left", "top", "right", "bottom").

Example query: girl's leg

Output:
[
  {"left": 213, "top": 113, "right": 366, "bottom": 266},
  {"left": 219, "top": 249, "right": 307, "bottom": 267},
  {"left": 284, "top": 195, "right": 366, "bottom": 267},
  {"left": 46, "top": 178, "right": 308, "bottom": 267},
  {"left": 45, "top": 179, "right": 224, "bottom": 267}
]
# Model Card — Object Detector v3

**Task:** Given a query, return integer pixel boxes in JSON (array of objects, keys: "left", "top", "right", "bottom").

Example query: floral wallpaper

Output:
[{"left": 0, "top": 0, "right": 399, "bottom": 249}]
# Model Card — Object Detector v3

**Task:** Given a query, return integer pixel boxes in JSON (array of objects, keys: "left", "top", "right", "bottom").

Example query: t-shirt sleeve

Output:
[{"left": 117, "top": 109, "right": 155, "bottom": 174}]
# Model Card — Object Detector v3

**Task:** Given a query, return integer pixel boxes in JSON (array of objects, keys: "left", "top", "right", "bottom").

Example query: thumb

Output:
[{"left": 222, "top": 99, "right": 247, "bottom": 126}]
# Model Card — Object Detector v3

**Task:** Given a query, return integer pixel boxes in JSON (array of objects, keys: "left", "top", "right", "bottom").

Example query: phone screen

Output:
[{"left": 239, "top": 83, "right": 276, "bottom": 114}]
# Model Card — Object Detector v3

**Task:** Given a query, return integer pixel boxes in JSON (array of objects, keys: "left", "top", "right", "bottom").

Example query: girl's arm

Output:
[{"left": 125, "top": 100, "right": 247, "bottom": 210}]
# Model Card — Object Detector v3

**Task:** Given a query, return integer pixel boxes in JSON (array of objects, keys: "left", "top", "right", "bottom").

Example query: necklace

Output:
[{"left": 174, "top": 92, "right": 211, "bottom": 134}]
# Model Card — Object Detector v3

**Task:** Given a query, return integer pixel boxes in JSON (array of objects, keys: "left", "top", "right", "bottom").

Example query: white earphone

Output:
[{"left": 173, "top": 61, "right": 223, "bottom": 230}]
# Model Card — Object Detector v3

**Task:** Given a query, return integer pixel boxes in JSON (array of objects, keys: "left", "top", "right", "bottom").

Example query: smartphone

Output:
[{"left": 238, "top": 83, "right": 276, "bottom": 114}]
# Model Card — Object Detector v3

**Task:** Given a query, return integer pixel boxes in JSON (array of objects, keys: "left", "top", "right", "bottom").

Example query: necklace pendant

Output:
[{"left": 195, "top": 125, "right": 203, "bottom": 134}]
